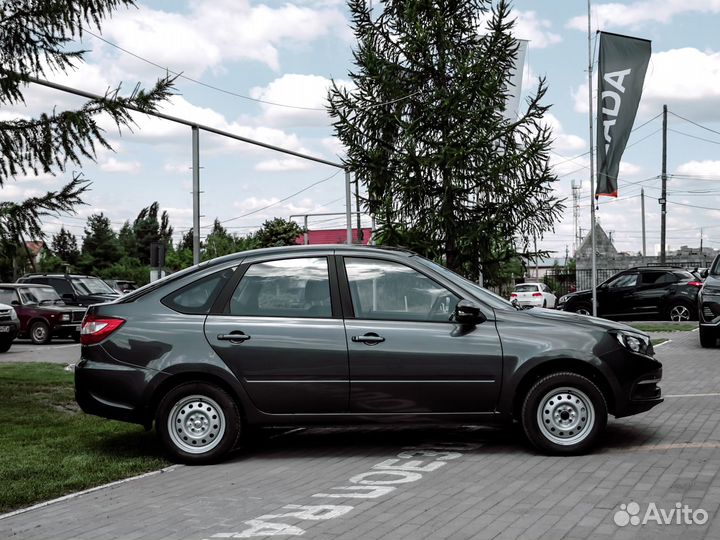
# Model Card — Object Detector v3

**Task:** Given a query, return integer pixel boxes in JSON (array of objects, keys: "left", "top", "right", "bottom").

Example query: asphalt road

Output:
[{"left": 0, "top": 338, "right": 80, "bottom": 365}]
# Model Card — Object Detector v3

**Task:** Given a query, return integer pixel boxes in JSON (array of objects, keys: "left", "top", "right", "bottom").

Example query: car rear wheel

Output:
[
  {"left": 668, "top": 303, "right": 693, "bottom": 322},
  {"left": 699, "top": 326, "right": 718, "bottom": 348},
  {"left": 521, "top": 372, "right": 607, "bottom": 455},
  {"left": 30, "top": 321, "right": 51, "bottom": 345},
  {"left": 156, "top": 382, "right": 241, "bottom": 464}
]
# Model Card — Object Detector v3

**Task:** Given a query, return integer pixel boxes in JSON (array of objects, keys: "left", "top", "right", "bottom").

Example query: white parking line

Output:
[
  {"left": 665, "top": 393, "right": 720, "bottom": 398},
  {"left": 0, "top": 465, "right": 179, "bottom": 521}
]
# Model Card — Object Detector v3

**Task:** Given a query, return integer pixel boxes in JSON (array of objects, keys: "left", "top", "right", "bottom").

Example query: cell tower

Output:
[{"left": 571, "top": 180, "right": 582, "bottom": 254}]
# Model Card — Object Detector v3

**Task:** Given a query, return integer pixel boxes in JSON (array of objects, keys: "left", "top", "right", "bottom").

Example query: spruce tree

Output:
[
  {"left": 0, "top": 1, "right": 174, "bottom": 246},
  {"left": 328, "top": 0, "right": 564, "bottom": 283}
]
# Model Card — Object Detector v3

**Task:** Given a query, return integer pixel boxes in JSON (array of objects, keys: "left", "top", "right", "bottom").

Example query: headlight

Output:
[
  {"left": 559, "top": 295, "right": 569, "bottom": 304},
  {"left": 60, "top": 314, "right": 70, "bottom": 322},
  {"left": 613, "top": 330, "right": 653, "bottom": 357}
]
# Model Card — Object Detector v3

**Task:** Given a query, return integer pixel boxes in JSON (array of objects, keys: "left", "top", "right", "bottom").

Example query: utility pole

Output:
[
  {"left": 660, "top": 104, "right": 668, "bottom": 264},
  {"left": 355, "top": 178, "right": 363, "bottom": 244},
  {"left": 641, "top": 188, "right": 646, "bottom": 260},
  {"left": 587, "top": 0, "right": 598, "bottom": 316}
]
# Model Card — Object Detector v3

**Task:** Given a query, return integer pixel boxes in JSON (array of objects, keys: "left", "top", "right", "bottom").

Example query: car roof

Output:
[
  {"left": 21, "top": 273, "right": 101, "bottom": 278},
  {"left": 0, "top": 283, "right": 53, "bottom": 289}
]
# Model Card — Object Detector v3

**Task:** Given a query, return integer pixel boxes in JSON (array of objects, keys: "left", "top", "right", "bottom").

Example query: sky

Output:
[{"left": 5, "top": 0, "right": 720, "bottom": 261}]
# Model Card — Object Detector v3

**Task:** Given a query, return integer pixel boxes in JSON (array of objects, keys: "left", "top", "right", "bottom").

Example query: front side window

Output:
[
  {"left": 229, "top": 257, "right": 332, "bottom": 318},
  {"left": 345, "top": 257, "right": 459, "bottom": 322}
]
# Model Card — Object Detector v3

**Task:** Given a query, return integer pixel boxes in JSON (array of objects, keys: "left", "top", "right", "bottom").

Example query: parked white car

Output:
[{"left": 510, "top": 283, "right": 557, "bottom": 309}]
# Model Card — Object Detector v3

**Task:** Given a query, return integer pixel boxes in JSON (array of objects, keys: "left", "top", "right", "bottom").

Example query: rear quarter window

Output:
[{"left": 161, "top": 267, "right": 235, "bottom": 314}]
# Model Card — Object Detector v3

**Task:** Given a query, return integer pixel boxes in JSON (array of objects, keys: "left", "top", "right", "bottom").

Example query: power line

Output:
[
  {"left": 669, "top": 128, "right": 720, "bottom": 146},
  {"left": 83, "top": 29, "right": 423, "bottom": 112},
  {"left": 668, "top": 110, "right": 720, "bottom": 138},
  {"left": 209, "top": 170, "right": 342, "bottom": 227}
]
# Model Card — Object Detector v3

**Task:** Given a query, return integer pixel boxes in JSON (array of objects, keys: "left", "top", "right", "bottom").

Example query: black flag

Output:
[{"left": 596, "top": 32, "right": 651, "bottom": 197}]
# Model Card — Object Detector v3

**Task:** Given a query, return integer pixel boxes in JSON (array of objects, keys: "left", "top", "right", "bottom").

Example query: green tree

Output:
[
  {"left": 0, "top": 1, "right": 174, "bottom": 250},
  {"left": 118, "top": 220, "right": 136, "bottom": 259},
  {"left": 253, "top": 218, "right": 304, "bottom": 248},
  {"left": 132, "top": 202, "right": 172, "bottom": 264},
  {"left": 328, "top": 0, "right": 563, "bottom": 284},
  {"left": 202, "top": 219, "right": 238, "bottom": 260},
  {"left": 50, "top": 226, "right": 80, "bottom": 265},
  {"left": 80, "top": 213, "right": 121, "bottom": 271}
]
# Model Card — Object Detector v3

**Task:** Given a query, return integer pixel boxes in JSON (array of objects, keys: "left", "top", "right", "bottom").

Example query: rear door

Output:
[
  {"left": 204, "top": 254, "right": 349, "bottom": 414},
  {"left": 632, "top": 270, "right": 675, "bottom": 316},
  {"left": 340, "top": 255, "right": 503, "bottom": 414}
]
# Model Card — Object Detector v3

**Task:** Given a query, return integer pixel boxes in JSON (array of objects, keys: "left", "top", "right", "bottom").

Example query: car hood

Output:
[
  {"left": 521, "top": 306, "right": 644, "bottom": 334},
  {"left": 560, "top": 289, "right": 592, "bottom": 299}
]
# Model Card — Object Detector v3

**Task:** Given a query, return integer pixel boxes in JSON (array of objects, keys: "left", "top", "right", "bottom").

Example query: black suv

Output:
[
  {"left": 76, "top": 245, "right": 663, "bottom": 463},
  {"left": 699, "top": 255, "right": 720, "bottom": 347},
  {"left": 558, "top": 267, "right": 701, "bottom": 321},
  {"left": 18, "top": 273, "right": 119, "bottom": 307}
]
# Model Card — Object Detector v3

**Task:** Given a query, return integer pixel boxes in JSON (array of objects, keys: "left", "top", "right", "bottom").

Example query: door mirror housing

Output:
[
  {"left": 10, "top": 300, "right": 20, "bottom": 306},
  {"left": 453, "top": 299, "right": 487, "bottom": 325},
  {"left": 62, "top": 293, "right": 76, "bottom": 302}
]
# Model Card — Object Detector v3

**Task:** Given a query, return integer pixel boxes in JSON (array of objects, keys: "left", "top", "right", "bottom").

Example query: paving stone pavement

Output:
[{"left": 2, "top": 330, "right": 720, "bottom": 540}]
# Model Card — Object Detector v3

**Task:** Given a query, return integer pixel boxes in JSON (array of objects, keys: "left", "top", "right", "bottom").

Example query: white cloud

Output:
[
  {"left": 164, "top": 163, "right": 192, "bottom": 174},
  {"left": 100, "top": 157, "right": 141, "bottom": 173},
  {"left": 94, "top": 0, "right": 348, "bottom": 73},
  {"left": 675, "top": 160, "right": 720, "bottom": 177},
  {"left": 250, "top": 74, "right": 352, "bottom": 128},
  {"left": 567, "top": 1, "right": 720, "bottom": 31},
  {"left": 513, "top": 11, "right": 562, "bottom": 48},
  {"left": 544, "top": 113, "right": 587, "bottom": 153},
  {"left": 254, "top": 158, "right": 312, "bottom": 172}
]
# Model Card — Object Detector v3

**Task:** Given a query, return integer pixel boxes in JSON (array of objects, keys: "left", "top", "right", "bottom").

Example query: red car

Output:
[{"left": 0, "top": 283, "right": 86, "bottom": 344}]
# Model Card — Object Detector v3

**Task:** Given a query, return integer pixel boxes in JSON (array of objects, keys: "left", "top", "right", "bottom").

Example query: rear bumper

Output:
[{"left": 74, "top": 358, "right": 149, "bottom": 426}]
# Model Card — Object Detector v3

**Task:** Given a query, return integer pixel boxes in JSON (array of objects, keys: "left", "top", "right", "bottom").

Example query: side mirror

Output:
[
  {"left": 10, "top": 300, "right": 20, "bottom": 306},
  {"left": 701, "top": 269, "right": 709, "bottom": 279},
  {"left": 453, "top": 299, "right": 487, "bottom": 325},
  {"left": 510, "top": 297, "right": 519, "bottom": 308},
  {"left": 62, "top": 293, "right": 76, "bottom": 302}
]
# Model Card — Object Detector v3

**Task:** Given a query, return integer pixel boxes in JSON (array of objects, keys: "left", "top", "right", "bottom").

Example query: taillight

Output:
[
  {"left": 510, "top": 293, "right": 518, "bottom": 297},
  {"left": 688, "top": 281, "right": 703, "bottom": 288},
  {"left": 532, "top": 293, "right": 543, "bottom": 297},
  {"left": 80, "top": 315, "right": 125, "bottom": 345}
]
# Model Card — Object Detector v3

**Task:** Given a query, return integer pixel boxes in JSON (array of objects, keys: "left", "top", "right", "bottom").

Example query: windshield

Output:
[
  {"left": 711, "top": 256, "right": 720, "bottom": 276},
  {"left": 19, "top": 286, "right": 61, "bottom": 304},
  {"left": 71, "top": 277, "right": 117, "bottom": 295},
  {"left": 417, "top": 257, "right": 514, "bottom": 311}
]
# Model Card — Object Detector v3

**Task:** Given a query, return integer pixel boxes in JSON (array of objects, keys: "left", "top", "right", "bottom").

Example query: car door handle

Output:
[
  {"left": 352, "top": 333, "right": 385, "bottom": 344},
  {"left": 217, "top": 332, "right": 251, "bottom": 343}
]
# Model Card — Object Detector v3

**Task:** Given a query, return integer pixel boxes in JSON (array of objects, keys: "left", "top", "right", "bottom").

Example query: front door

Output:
[
  {"left": 598, "top": 272, "right": 638, "bottom": 317},
  {"left": 341, "top": 256, "right": 503, "bottom": 414},
  {"left": 205, "top": 255, "right": 349, "bottom": 414}
]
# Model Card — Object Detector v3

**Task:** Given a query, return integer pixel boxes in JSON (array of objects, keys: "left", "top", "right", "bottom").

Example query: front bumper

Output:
[
  {"left": 0, "top": 322, "right": 19, "bottom": 340},
  {"left": 52, "top": 322, "right": 81, "bottom": 335}
]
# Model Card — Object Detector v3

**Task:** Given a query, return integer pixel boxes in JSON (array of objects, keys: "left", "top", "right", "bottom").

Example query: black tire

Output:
[
  {"left": 667, "top": 303, "right": 694, "bottom": 322},
  {"left": 71, "top": 332, "right": 81, "bottom": 343},
  {"left": 699, "top": 326, "right": 718, "bottom": 348},
  {"left": 521, "top": 372, "right": 608, "bottom": 455},
  {"left": 0, "top": 339, "right": 11, "bottom": 353},
  {"left": 156, "top": 382, "right": 241, "bottom": 464},
  {"left": 571, "top": 302, "right": 592, "bottom": 316},
  {"left": 542, "top": 300, "right": 547, "bottom": 308},
  {"left": 30, "top": 321, "right": 51, "bottom": 345}
]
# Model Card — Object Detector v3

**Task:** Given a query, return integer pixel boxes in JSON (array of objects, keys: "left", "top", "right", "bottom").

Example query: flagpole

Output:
[{"left": 587, "top": 0, "right": 598, "bottom": 317}]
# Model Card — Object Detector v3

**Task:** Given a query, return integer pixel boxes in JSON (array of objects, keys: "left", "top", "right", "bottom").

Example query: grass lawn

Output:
[
  {"left": 0, "top": 363, "right": 168, "bottom": 513},
  {"left": 630, "top": 323, "right": 697, "bottom": 333}
]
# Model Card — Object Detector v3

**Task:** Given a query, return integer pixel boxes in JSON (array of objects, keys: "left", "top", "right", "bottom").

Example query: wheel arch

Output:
[
  {"left": 146, "top": 369, "right": 248, "bottom": 429},
  {"left": 512, "top": 358, "right": 616, "bottom": 420}
]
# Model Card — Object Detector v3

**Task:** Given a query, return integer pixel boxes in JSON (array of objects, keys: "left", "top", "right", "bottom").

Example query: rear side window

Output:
[
  {"left": 162, "top": 267, "right": 236, "bottom": 314},
  {"left": 641, "top": 271, "right": 676, "bottom": 285}
]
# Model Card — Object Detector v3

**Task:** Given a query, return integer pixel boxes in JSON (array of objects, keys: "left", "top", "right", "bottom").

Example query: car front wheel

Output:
[
  {"left": 156, "top": 382, "right": 241, "bottom": 464},
  {"left": 521, "top": 372, "right": 608, "bottom": 455},
  {"left": 30, "top": 321, "right": 51, "bottom": 345},
  {"left": 571, "top": 302, "right": 592, "bottom": 316}
]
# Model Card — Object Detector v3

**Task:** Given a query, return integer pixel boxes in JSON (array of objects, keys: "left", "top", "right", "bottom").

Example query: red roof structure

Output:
[{"left": 296, "top": 228, "right": 372, "bottom": 246}]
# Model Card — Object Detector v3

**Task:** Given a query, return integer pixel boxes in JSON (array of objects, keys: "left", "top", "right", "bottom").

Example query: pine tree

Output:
[
  {"left": 328, "top": 0, "right": 564, "bottom": 283},
  {"left": 80, "top": 213, "right": 121, "bottom": 270},
  {"left": 0, "top": 1, "right": 175, "bottom": 246},
  {"left": 50, "top": 226, "right": 80, "bottom": 264}
]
